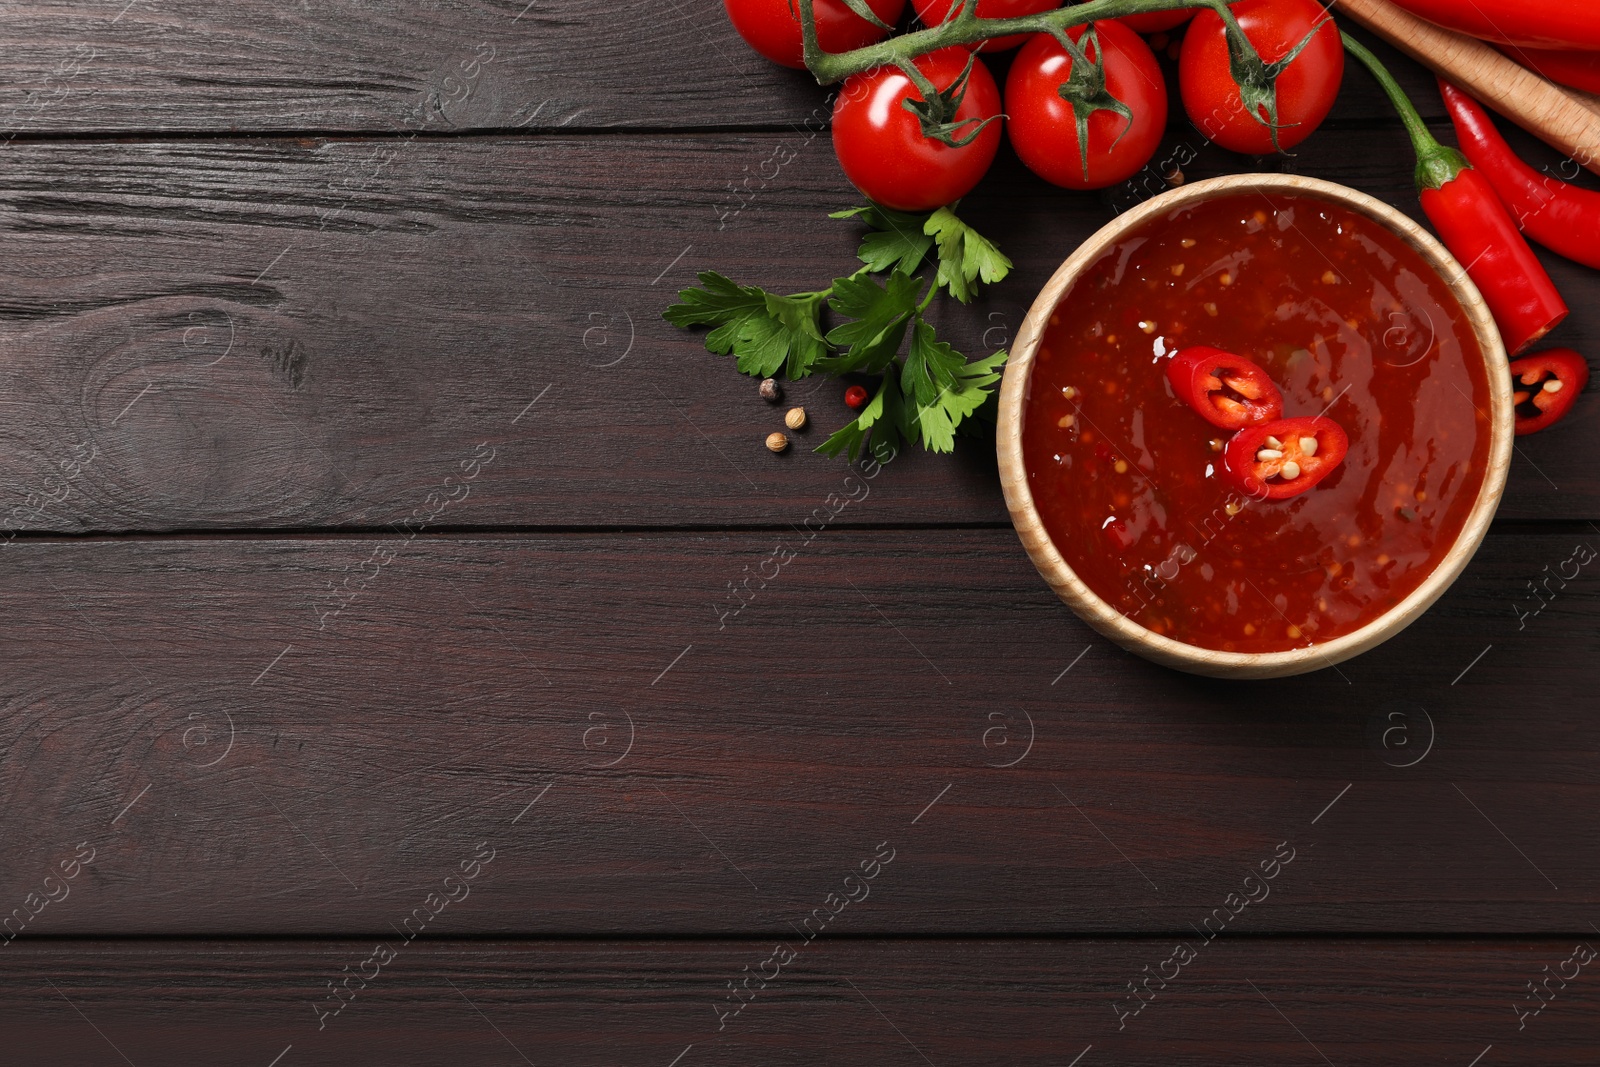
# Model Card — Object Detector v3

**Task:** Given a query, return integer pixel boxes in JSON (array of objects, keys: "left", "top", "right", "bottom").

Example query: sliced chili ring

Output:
[
  {"left": 1165, "top": 346, "right": 1284, "bottom": 430},
  {"left": 1220, "top": 416, "right": 1349, "bottom": 501},
  {"left": 1508, "top": 347, "right": 1588, "bottom": 436}
]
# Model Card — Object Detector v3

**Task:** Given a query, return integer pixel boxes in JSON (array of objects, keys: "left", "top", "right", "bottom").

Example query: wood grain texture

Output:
[
  {"left": 1334, "top": 0, "right": 1600, "bottom": 174},
  {"left": 1, "top": 938, "right": 1595, "bottom": 1065},
  {"left": 0, "top": 6, "right": 1475, "bottom": 134},
  {"left": 1, "top": 129, "right": 1595, "bottom": 536},
  {"left": 1, "top": 530, "right": 1594, "bottom": 935}
]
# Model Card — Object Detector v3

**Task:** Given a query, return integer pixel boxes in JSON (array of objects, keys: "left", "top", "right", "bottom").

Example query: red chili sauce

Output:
[{"left": 1022, "top": 192, "right": 1492, "bottom": 653}]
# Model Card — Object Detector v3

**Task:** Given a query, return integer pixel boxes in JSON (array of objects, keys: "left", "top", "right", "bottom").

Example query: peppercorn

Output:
[
  {"left": 844, "top": 384, "right": 869, "bottom": 410},
  {"left": 785, "top": 407, "right": 807, "bottom": 430},
  {"left": 765, "top": 432, "right": 789, "bottom": 453},
  {"left": 759, "top": 378, "right": 781, "bottom": 402}
]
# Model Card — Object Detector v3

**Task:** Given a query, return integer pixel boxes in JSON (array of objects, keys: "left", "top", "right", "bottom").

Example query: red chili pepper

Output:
[
  {"left": 1220, "top": 417, "right": 1349, "bottom": 501},
  {"left": 1388, "top": 0, "right": 1600, "bottom": 51},
  {"left": 1439, "top": 80, "right": 1600, "bottom": 271},
  {"left": 1496, "top": 45, "right": 1600, "bottom": 95},
  {"left": 1508, "top": 347, "right": 1589, "bottom": 435},
  {"left": 1165, "top": 346, "right": 1284, "bottom": 430},
  {"left": 1344, "top": 35, "right": 1568, "bottom": 356}
]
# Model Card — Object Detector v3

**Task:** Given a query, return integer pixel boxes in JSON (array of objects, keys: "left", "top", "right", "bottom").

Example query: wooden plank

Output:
[
  {"left": 1335, "top": 0, "right": 1600, "bottom": 175},
  {"left": 1, "top": 529, "right": 1594, "bottom": 935},
  {"left": 0, "top": 938, "right": 1594, "bottom": 1064},
  {"left": 0, "top": 5, "right": 1460, "bottom": 133},
  {"left": 0, "top": 129, "right": 1595, "bottom": 536}
]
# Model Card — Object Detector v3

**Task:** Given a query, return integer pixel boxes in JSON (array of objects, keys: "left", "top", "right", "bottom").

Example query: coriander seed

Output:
[
  {"left": 765, "top": 431, "right": 789, "bottom": 453},
  {"left": 785, "top": 407, "right": 807, "bottom": 430}
]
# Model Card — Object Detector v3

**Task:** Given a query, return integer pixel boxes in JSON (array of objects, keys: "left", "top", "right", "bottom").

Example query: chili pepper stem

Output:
[
  {"left": 1340, "top": 32, "right": 1468, "bottom": 192},
  {"left": 799, "top": 0, "right": 1244, "bottom": 86}
]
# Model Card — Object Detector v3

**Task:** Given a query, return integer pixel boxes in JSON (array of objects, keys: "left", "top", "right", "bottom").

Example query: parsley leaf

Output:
[
  {"left": 820, "top": 270, "right": 920, "bottom": 374},
  {"left": 664, "top": 271, "right": 827, "bottom": 379},
  {"left": 902, "top": 340, "right": 1008, "bottom": 454},
  {"left": 832, "top": 205, "right": 936, "bottom": 275},
  {"left": 900, "top": 317, "right": 966, "bottom": 407},
  {"left": 817, "top": 368, "right": 906, "bottom": 462},
  {"left": 925, "top": 207, "right": 1013, "bottom": 304}
]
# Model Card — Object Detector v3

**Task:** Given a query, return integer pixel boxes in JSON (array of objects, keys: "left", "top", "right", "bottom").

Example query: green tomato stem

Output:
[{"left": 801, "top": 0, "right": 1239, "bottom": 85}]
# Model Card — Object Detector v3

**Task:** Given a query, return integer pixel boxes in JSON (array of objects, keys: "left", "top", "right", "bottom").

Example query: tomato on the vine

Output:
[
  {"left": 1117, "top": 10, "right": 1193, "bottom": 34},
  {"left": 1179, "top": 0, "right": 1343, "bottom": 154},
  {"left": 1005, "top": 22, "right": 1166, "bottom": 191},
  {"left": 832, "top": 47, "right": 1003, "bottom": 211},
  {"left": 724, "top": 0, "right": 907, "bottom": 69},
  {"left": 911, "top": 0, "right": 1062, "bottom": 52}
]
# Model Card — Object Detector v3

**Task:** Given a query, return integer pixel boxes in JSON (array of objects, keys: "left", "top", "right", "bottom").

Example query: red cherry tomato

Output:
[
  {"left": 1220, "top": 416, "right": 1349, "bottom": 501},
  {"left": 832, "top": 47, "right": 1003, "bottom": 211},
  {"left": 723, "top": 0, "right": 907, "bottom": 69},
  {"left": 1179, "top": 0, "right": 1343, "bottom": 154},
  {"left": 1165, "top": 346, "right": 1284, "bottom": 429},
  {"left": 1508, "top": 348, "right": 1589, "bottom": 435},
  {"left": 845, "top": 383, "right": 870, "bottom": 409},
  {"left": 912, "top": 0, "right": 1061, "bottom": 51},
  {"left": 1005, "top": 23, "right": 1166, "bottom": 191},
  {"left": 1118, "top": 10, "right": 1193, "bottom": 34}
]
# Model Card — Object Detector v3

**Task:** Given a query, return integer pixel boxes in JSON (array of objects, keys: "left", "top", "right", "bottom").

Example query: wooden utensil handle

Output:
[{"left": 1334, "top": 0, "right": 1600, "bottom": 177}]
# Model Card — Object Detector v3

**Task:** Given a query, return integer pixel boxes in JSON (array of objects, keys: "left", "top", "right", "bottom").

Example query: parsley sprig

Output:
[{"left": 663, "top": 204, "right": 1012, "bottom": 461}]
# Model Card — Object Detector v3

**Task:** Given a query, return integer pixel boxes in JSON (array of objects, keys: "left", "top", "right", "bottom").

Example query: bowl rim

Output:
[{"left": 995, "top": 173, "right": 1515, "bottom": 680}]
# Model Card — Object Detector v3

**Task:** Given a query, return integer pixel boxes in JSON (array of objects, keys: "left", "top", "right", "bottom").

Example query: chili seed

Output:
[
  {"left": 1058, "top": 414, "right": 1075, "bottom": 429},
  {"left": 1204, "top": 302, "right": 1218, "bottom": 317},
  {"left": 1264, "top": 435, "right": 1283, "bottom": 449},
  {"left": 1181, "top": 238, "right": 1197, "bottom": 249},
  {"left": 1114, "top": 459, "right": 1129, "bottom": 474},
  {"left": 1220, "top": 272, "right": 1233, "bottom": 286},
  {"left": 1224, "top": 501, "right": 1242, "bottom": 516},
  {"left": 1256, "top": 448, "right": 1284, "bottom": 461},
  {"left": 1321, "top": 271, "right": 1338, "bottom": 285},
  {"left": 1280, "top": 460, "right": 1301, "bottom": 480},
  {"left": 1062, "top": 386, "right": 1078, "bottom": 399},
  {"left": 1299, "top": 436, "right": 1318, "bottom": 456},
  {"left": 1208, "top": 438, "right": 1224, "bottom": 452},
  {"left": 1544, "top": 379, "right": 1564, "bottom": 393},
  {"left": 1287, "top": 624, "right": 1303, "bottom": 639},
  {"left": 1521, "top": 369, "right": 1541, "bottom": 385}
]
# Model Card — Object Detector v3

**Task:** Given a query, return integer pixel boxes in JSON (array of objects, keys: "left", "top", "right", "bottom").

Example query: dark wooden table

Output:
[{"left": 1, "top": 4, "right": 1595, "bottom": 1064}]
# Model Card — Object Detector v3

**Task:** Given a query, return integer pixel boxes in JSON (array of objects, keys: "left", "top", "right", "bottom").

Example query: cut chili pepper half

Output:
[
  {"left": 1220, "top": 416, "right": 1349, "bottom": 501},
  {"left": 1508, "top": 347, "right": 1589, "bottom": 435},
  {"left": 1165, "top": 346, "right": 1284, "bottom": 430}
]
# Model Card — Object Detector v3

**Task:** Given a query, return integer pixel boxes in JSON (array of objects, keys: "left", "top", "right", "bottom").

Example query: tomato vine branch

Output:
[{"left": 799, "top": 0, "right": 1243, "bottom": 85}]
